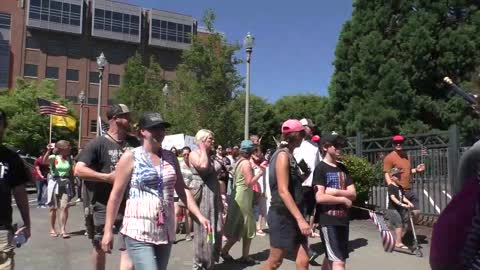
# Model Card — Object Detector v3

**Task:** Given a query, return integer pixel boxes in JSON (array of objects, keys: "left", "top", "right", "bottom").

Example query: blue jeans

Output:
[
  {"left": 36, "top": 180, "right": 47, "bottom": 205},
  {"left": 124, "top": 236, "right": 172, "bottom": 270}
]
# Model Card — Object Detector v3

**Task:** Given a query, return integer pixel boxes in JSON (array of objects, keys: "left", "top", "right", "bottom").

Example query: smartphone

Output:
[{"left": 297, "top": 159, "right": 311, "bottom": 176}]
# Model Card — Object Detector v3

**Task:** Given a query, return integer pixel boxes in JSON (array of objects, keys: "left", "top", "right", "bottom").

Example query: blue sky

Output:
[{"left": 125, "top": 0, "right": 353, "bottom": 102}]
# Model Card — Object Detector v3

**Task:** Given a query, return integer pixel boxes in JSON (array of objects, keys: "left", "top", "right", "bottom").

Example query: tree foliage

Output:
[
  {"left": 329, "top": 0, "right": 480, "bottom": 144},
  {"left": 0, "top": 79, "right": 76, "bottom": 155}
]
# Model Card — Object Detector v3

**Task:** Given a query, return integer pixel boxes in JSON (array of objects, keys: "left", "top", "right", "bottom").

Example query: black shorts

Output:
[
  {"left": 267, "top": 207, "right": 308, "bottom": 250},
  {"left": 387, "top": 209, "right": 408, "bottom": 229},
  {"left": 90, "top": 202, "right": 124, "bottom": 250},
  {"left": 319, "top": 225, "right": 349, "bottom": 262},
  {"left": 404, "top": 190, "right": 419, "bottom": 210},
  {"left": 302, "top": 187, "right": 315, "bottom": 218}
]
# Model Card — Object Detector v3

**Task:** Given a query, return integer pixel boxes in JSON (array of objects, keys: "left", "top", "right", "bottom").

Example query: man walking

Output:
[
  {"left": 74, "top": 104, "right": 139, "bottom": 270},
  {"left": 294, "top": 118, "right": 321, "bottom": 260},
  {"left": 0, "top": 110, "right": 31, "bottom": 270}
]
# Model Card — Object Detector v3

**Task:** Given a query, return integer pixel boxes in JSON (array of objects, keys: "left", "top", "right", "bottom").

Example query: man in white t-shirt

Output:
[{"left": 293, "top": 118, "right": 321, "bottom": 260}]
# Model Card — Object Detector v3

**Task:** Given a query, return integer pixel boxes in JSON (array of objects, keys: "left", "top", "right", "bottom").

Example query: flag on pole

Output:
[
  {"left": 369, "top": 211, "right": 396, "bottom": 252},
  {"left": 52, "top": 115, "right": 77, "bottom": 132},
  {"left": 37, "top": 98, "right": 68, "bottom": 116}
]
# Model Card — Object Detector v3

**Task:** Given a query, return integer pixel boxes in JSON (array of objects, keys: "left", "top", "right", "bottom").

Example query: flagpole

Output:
[{"left": 49, "top": 114, "right": 52, "bottom": 144}]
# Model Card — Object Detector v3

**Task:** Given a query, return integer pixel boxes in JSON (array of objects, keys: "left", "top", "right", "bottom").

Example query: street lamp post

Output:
[
  {"left": 244, "top": 32, "right": 254, "bottom": 140},
  {"left": 78, "top": 90, "right": 85, "bottom": 149},
  {"left": 96, "top": 52, "right": 107, "bottom": 136}
]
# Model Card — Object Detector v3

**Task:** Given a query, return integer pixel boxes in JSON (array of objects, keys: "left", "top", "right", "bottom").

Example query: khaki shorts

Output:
[
  {"left": 50, "top": 186, "right": 70, "bottom": 209},
  {"left": 0, "top": 230, "right": 14, "bottom": 270}
]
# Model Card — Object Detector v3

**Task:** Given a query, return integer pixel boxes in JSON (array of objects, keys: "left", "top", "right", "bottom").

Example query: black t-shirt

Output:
[
  {"left": 388, "top": 184, "right": 405, "bottom": 211},
  {"left": 312, "top": 161, "right": 353, "bottom": 226},
  {"left": 0, "top": 145, "right": 30, "bottom": 225},
  {"left": 77, "top": 135, "right": 140, "bottom": 206}
]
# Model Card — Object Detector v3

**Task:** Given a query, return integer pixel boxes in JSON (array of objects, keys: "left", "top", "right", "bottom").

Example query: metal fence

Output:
[{"left": 344, "top": 125, "right": 462, "bottom": 216}]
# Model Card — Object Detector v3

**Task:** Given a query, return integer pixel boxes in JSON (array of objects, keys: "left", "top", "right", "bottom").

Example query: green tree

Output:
[
  {"left": 168, "top": 9, "right": 243, "bottom": 142},
  {"left": 0, "top": 79, "right": 76, "bottom": 155},
  {"left": 329, "top": 0, "right": 480, "bottom": 144},
  {"left": 272, "top": 94, "right": 330, "bottom": 135}
]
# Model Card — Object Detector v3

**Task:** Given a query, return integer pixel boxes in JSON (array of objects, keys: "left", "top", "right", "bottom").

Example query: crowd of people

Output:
[{"left": 4, "top": 101, "right": 475, "bottom": 270}]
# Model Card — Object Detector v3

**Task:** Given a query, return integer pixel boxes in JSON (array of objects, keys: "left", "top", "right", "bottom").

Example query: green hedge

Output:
[{"left": 341, "top": 154, "right": 377, "bottom": 205}]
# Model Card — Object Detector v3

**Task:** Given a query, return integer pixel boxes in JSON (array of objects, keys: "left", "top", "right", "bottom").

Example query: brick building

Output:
[{"left": 0, "top": 0, "right": 204, "bottom": 147}]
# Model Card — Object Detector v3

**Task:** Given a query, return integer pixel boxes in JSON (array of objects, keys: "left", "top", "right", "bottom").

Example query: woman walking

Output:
[
  {"left": 261, "top": 119, "right": 311, "bottom": 270},
  {"left": 221, "top": 140, "right": 264, "bottom": 265},
  {"left": 43, "top": 140, "right": 74, "bottom": 239},
  {"left": 190, "top": 129, "right": 224, "bottom": 270},
  {"left": 101, "top": 112, "right": 210, "bottom": 270}
]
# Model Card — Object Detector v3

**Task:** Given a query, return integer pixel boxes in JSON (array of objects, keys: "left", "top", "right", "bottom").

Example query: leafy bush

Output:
[{"left": 341, "top": 154, "right": 376, "bottom": 205}]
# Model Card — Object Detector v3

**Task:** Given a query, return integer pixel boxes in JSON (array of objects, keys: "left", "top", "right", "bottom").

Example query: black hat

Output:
[
  {"left": 320, "top": 133, "right": 347, "bottom": 147},
  {"left": 138, "top": 112, "right": 171, "bottom": 129},
  {"left": 107, "top": 104, "right": 130, "bottom": 120}
]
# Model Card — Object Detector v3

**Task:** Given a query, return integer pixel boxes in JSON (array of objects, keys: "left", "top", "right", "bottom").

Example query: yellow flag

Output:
[{"left": 52, "top": 115, "right": 77, "bottom": 132}]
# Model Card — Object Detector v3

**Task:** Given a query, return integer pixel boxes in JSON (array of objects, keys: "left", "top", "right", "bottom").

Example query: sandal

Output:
[
  {"left": 237, "top": 257, "right": 259, "bottom": 265},
  {"left": 220, "top": 253, "right": 234, "bottom": 262},
  {"left": 256, "top": 230, "right": 266, "bottom": 236},
  {"left": 395, "top": 244, "right": 409, "bottom": 250},
  {"left": 49, "top": 232, "right": 59, "bottom": 237},
  {"left": 61, "top": 233, "right": 70, "bottom": 239}
]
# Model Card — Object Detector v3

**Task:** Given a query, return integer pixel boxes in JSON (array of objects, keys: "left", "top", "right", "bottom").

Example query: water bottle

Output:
[
  {"left": 12, "top": 223, "right": 27, "bottom": 248},
  {"left": 14, "top": 232, "right": 26, "bottom": 248}
]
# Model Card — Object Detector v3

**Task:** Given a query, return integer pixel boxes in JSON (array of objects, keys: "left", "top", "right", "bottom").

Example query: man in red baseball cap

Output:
[{"left": 383, "top": 135, "right": 425, "bottom": 220}]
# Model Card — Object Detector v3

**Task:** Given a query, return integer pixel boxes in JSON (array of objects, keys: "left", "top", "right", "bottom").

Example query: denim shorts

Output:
[{"left": 124, "top": 236, "right": 172, "bottom": 270}]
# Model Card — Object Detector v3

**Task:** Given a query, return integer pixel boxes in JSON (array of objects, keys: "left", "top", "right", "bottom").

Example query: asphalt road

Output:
[{"left": 11, "top": 193, "right": 432, "bottom": 270}]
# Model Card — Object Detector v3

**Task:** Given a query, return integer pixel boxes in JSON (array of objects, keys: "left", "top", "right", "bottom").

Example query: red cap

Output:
[
  {"left": 392, "top": 135, "right": 405, "bottom": 142},
  {"left": 281, "top": 119, "right": 305, "bottom": 134},
  {"left": 312, "top": 135, "right": 320, "bottom": 142}
]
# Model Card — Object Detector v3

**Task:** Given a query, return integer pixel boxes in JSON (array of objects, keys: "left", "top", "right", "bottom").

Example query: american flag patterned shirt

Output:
[
  {"left": 312, "top": 161, "right": 353, "bottom": 226},
  {"left": 120, "top": 147, "right": 178, "bottom": 244}
]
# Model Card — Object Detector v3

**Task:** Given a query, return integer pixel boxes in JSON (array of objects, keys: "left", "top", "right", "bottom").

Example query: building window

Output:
[
  {"left": 0, "top": 40, "right": 9, "bottom": 88},
  {"left": 151, "top": 19, "right": 192, "bottom": 44},
  {"left": 65, "top": 96, "right": 78, "bottom": 102},
  {"left": 45, "top": 66, "right": 59, "bottom": 79},
  {"left": 29, "top": 0, "right": 81, "bottom": 27},
  {"left": 67, "top": 38, "right": 81, "bottom": 58},
  {"left": 47, "top": 38, "right": 64, "bottom": 54},
  {"left": 94, "top": 8, "right": 139, "bottom": 36},
  {"left": 108, "top": 74, "right": 120, "bottom": 86},
  {"left": 88, "top": 97, "right": 98, "bottom": 104},
  {"left": 89, "top": 72, "right": 100, "bottom": 84},
  {"left": 66, "top": 69, "right": 79, "bottom": 81},
  {"left": 0, "top": 12, "right": 11, "bottom": 30},
  {"left": 90, "top": 120, "right": 97, "bottom": 133},
  {"left": 24, "top": 64, "right": 38, "bottom": 77},
  {"left": 26, "top": 36, "right": 40, "bottom": 49}
]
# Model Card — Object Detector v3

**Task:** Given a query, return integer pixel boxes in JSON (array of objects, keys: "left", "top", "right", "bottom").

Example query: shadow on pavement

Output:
[
  {"left": 68, "top": 229, "right": 86, "bottom": 237},
  {"left": 215, "top": 249, "right": 269, "bottom": 270}
]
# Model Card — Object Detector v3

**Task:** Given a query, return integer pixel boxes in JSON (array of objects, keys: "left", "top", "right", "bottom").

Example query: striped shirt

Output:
[{"left": 120, "top": 147, "right": 178, "bottom": 244}]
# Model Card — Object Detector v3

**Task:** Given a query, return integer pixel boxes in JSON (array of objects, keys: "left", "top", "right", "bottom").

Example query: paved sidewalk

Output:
[{"left": 14, "top": 202, "right": 431, "bottom": 270}]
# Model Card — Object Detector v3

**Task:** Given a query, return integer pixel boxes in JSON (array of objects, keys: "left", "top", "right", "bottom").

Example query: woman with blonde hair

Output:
[
  {"left": 43, "top": 140, "right": 74, "bottom": 239},
  {"left": 190, "top": 129, "right": 224, "bottom": 270}
]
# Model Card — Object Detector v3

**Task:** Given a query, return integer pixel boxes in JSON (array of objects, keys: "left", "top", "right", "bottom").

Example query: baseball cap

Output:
[
  {"left": 390, "top": 167, "right": 403, "bottom": 176},
  {"left": 138, "top": 112, "right": 171, "bottom": 129},
  {"left": 240, "top": 140, "right": 255, "bottom": 153},
  {"left": 300, "top": 118, "right": 315, "bottom": 127},
  {"left": 320, "top": 133, "right": 346, "bottom": 147},
  {"left": 392, "top": 135, "right": 405, "bottom": 143},
  {"left": 107, "top": 104, "right": 130, "bottom": 120},
  {"left": 312, "top": 135, "right": 321, "bottom": 142},
  {"left": 281, "top": 119, "right": 305, "bottom": 134}
]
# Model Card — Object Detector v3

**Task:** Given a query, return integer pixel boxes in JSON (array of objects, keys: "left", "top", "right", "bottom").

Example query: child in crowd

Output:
[
  {"left": 387, "top": 167, "right": 414, "bottom": 250},
  {"left": 313, "top": 133, "right": 356, "bottom": 270}
]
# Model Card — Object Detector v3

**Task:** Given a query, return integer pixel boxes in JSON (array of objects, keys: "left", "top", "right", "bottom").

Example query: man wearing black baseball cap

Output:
[{"left": 75, "top": 104, "right": 139, "bottom": 270}]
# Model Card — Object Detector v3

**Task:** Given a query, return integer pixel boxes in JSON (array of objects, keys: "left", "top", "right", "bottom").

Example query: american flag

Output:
[
  {"left": 369, "top": 211, "right": 395, "bottom": 252},
  {"left": 37, "top": 98, "right": 68, "bottom": 116}
]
